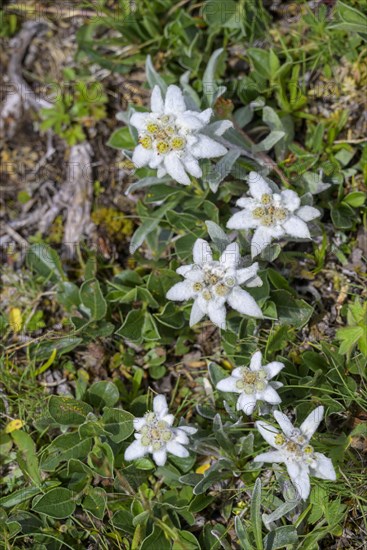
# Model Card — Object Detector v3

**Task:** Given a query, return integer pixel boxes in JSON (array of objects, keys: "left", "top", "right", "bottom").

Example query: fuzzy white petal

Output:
[
  {"left": 124, "top": 440, "right": 148, "bottom": 461},
  {"left": 133, "top": 417, "right": 146, "bottom": 430},
  {"left": 176, "top": 264, "right": 194, "bottom": 276},
  {"left": 213, "top": 119, "right": 233, "bottom": 135},
  {"left": 237, "top": 393, "right": 257, "bottom": 415},
  {"left": 132, "top": 145, "right": 154, "bottom": 168},
  {"left": 286, "top": 462, "right": 310, "bottom": 500},
  {"left": 164, "top": 85, "right": 186, "bottom": 114},
  {"left": 251, "top": 226, "right": 274, "bottom": 258},
  {"left": 300, "top": 406, "right": 324, "bottom": 439},
  {"left": 163, "top": 414, "right": 175, "bottom": 426},
  {"left": 256, "top": 420, "right": 280, "bottom": 448},
  {"left": 220, "top": 242, "right": 240, "bottom": 268},
  {"left": 197, "top": 108, "right": 213, "bottom": 124},
  {"left": 282, "top": 216, "right": 311, "bottom": 239},
  {"left": 254, "top": 450, "right": 284, "bottom": 463},
  {"left": 227, "top": 287, "right": 263, "bottom": 318},
  {"left": 236, "top": 264, "right": 260, "bottom": 285},
  {"left": 174, "top": 430, "right": 189, "bottom": 445},
  {"left": 183, "top": 156, "right": 202, "bottom": 178},
  {"left": 261, "top": 385, "right": 282, "bottom": 404},
  {"left": 216, "top": 376, "right": 242, "bottom": 393},
  {"left": 166, "top": 441, "right": 189, "bottom": 458},
  {"left": 190, "top": 135, "right": 227, "bottom": 159},
  {"left": 166, "top": 281, "right": 195, "bottom": 302},
  {"left": 273, "top": 411, "right": 296, "bottom": 438},
  {"left": 296, "top": 205, "right": 320, "bottom": 222},
  {"left": 311, "top": 453, "right": 336, "bottom": 481},
  {"left": 153, "top": 449, "right": 168, "bottom": 466},
  {"left": 151, "top": 86, "right": 164, "bottom": 113},
  {"left": 149, "top": 153, "right": 163, "bottom": 169},
  {"left": 236, "top": 197, "right": 256, "bottom": 209},
  {"left": 264, "top": 361, "right": 285, "bottom": 379},
  {"left": 157, "top": 165, "right": 167, "bottom": 177},
  {"left": 227, "top": 210, "right": 258, "bottom": 230},
  {"left": 246, "top": 276, "right": 263, "bottom": 288},
  {"left": 248, "top": 171, "right": 272, "bottom": 199},
  {"left": 176, "top": 113, "right": 204, "bottom": 131},
  {"left": 130, "top": 112, "right": 149, "bottom": 131},
  {"left": 164, "top": 153, "right": 191, "bottom": 185},
  {"left": 250, "top": 351, "right": 263, "bottom": 371},
  {"left": 280, "top": 189, "right": 301, "bottom": 212},
  {"left": 189, "top": 299, "right": 206, "bottom": 327},
  {"left": 193, "top": 238, "right": 212, "bottom": 264},
  {"left": 178, "top": 426, "right": 197, "bottom": 435},
  {"left": 153, "top": 395, "right": 169, "bottom": 417},
  {"left": 207, "top": 302, "right": 226, "bottom": 329}
]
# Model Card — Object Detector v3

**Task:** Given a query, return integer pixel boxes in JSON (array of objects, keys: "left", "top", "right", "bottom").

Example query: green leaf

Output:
[
  {"left": 146, "top": 55, "right": 167, "bottom": 93},
  {"left": 336, "top": 326, "right": 364, "bottom": 355},
  {"left": 87, "top": 381, "right": 120, "bottom": 408},
  {"left": 141, "top": 526, "right": 171, "bottom": 550},
  {"left": 116, "top": 309, "right": 145, "bottom": 342},
  {"left": 26, "top": 244, "right": 65, "bottom": 282},
  {"left": 88, "top": 441, "right": 114, "bottom": 478},
  {"left": 82, "top": 487, "right": 106, "bottom": 520},
  {"left": 48, "top": 396, "right": 93, "bottom": 426},
  {"left": 112, "top": 509, "right": 135, "bottom": 534},
  {"left": 263, "top": 526, "right": 298, "bottom": 549},
  {"left": 129, "top": 201, "right": 176, "bottom": 254},
  {"left": 79, "top": 279, "right": 107, "bottom": 320},
  {"left": 32, "top": 488, "right": 75, "bottom": 519},
  {"left": 235, "top": 516, "right": 252, "bottom": 550},
  {"left": 342, "top": 191, "right": 366, "bottom": 207},
  {"left": 172, "top": 531, "right": 201, "bottom": 550},
  {"left": 203, "top": 48, "right": 225, "bottom": 106},
  {"left": 330, "top": 203, "right": 354, "bottom": 229},
  {"left": 102, "top": 407, "right": 134, "bottom": 443},
  {"left": 107, "top": 126, "right": 136, "bottom": 149},
  {"left": 331, "top": 1, "right": 367, "bottom": 36},
  {"left": 272, "top": 290, "right": 313, "bottom": 329},
  {"left": 251, "top": 478, "right": 263, "bottom": 550},
  {"left": 252, "top": 131, "right": 285, "bottom": 153},
  {"left": 41, "top": 432, "right": 93, "bottom": 471},
  {"left": 11, "top": 431, "right": 42, "bottom": 487}
]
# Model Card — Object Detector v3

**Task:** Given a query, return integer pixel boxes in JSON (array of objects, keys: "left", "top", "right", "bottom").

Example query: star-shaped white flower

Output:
[
  {"left": 216, "top": 351, "right": 284, "bottom": 415},
  {"left": 254, "top": 406, "right": 336, "bottom": 500},
  {"left": 166, "top": 238, "right": 263, "bottom": 329},
  {"left": 227, "top": 171, "right": 320, "bottom": 258},
  {"left": 130, "top": 85, "right": 232, "bottom": 185},
  {"left": 124, "top": 395, "right": 197, "bottom": 467}
]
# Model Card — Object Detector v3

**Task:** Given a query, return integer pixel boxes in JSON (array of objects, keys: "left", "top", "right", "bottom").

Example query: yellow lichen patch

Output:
[
  {"left": 9, "top": 308, "right": 22, "bottom": 332},
  {"left": 5, "top": 419, "right": 25, "bottom": 433},
  {"left": 91, "top": 207, "right": 134, "bottom": 239}
]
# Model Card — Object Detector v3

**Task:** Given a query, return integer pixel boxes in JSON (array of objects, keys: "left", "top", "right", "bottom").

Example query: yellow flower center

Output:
[
  {"left": 146, "top": 122, "right": 159, "bottom": 133},
  {"left": 156, "top": 141, "right": 170, "bottom": 154},
  {"left": 193, "top": 282, "right": 203, "bottom": 292},
  {"left": 171, "top": 136, "right": 186, "bottom": 150},
  {"left": 261, "top": 194, "right": 272, "bottom": 205},
  {"left": 215, "top": 283, "right": 230, "bottom": 297},
  {"left": 140, "top": 136, "right": 152, "bottom": 149},
  {"left": 275, "top": 434, "right": 286, "bottom": 446}
]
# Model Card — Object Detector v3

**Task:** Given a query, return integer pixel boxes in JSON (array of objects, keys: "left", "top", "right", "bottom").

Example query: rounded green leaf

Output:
[
  {"left": 48, "top": 396, "right": 93, "bottom": 426},
  {"left": 32, "top": 488, "right": 75, "bottom": 519},
  {"left": 87, "top": 381, "right": 120, "bottom": 408}
]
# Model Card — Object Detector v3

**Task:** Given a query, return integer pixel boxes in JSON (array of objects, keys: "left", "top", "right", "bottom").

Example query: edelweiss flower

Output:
[
  {"left": 227, "top": 172, "right": 320, "bottom": 258},
  {"left": 130, "top": 85, "right": 232, "bottom": 185},
  {"left": 216, "top": 351, "right": 284, "bottom": 415},
  {"left": 124, "top": 395, "right": 197, "bottom": 466},
  {"left": 254, "top": 406, "right": 336, "bottom": 500},
  {"left": 166, "top": 238, "right": 263, "bottom": 329}
]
